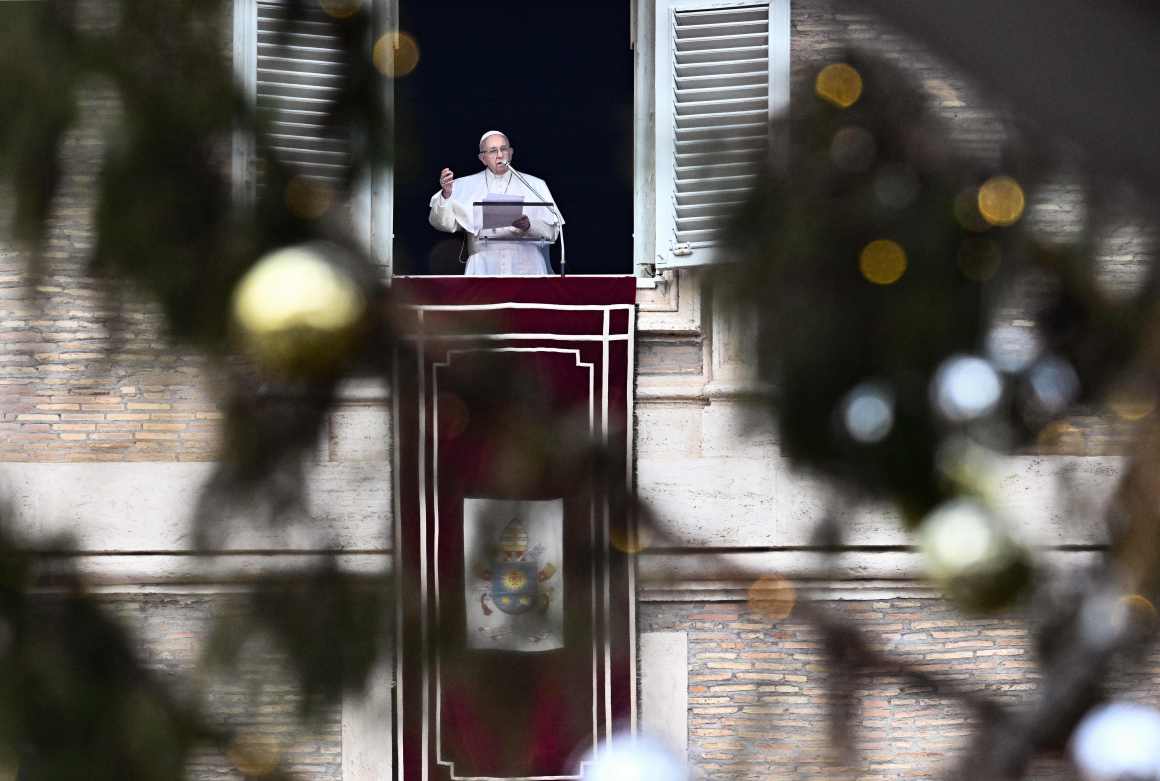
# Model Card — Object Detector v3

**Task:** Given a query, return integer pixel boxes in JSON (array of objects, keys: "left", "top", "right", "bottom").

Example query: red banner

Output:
[{"left": 392, "top": 277, "right": 637, "bottom": 781}]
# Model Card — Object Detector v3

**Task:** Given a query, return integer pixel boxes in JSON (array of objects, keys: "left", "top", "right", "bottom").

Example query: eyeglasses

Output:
[{"left": 481, "top": 145, "right": 511, "bottom": 156}]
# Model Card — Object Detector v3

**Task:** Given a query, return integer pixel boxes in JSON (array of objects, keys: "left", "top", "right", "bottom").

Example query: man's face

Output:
[{"left": 478, "top": 134, "right": 512, "bottom": 175}]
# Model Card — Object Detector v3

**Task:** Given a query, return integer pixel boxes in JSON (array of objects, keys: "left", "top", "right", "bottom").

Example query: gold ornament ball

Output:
[{"left": 232, "top": 243, "right": 366, "bottom": 375}]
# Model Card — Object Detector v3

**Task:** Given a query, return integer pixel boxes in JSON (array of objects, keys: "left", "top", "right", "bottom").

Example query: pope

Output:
[{"left": 429, "top": 130, "right": 564, "bottom": 275}]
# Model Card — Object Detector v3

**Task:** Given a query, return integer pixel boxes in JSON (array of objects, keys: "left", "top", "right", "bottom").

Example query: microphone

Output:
[{"left": 504, "top": 164, "right": 567, "bottom": 277}]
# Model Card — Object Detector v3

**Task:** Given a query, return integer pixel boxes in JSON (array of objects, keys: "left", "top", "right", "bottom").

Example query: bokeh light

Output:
[
  {"left": 830, "top": 126, "right": 876, "bottom": 172},
  {"left": 815, "top": 63, "right": 863, "bottom": 108},
  {"left": 227, "top": 733, "right": 283, "bottom": 777},
  {"left": 1108, "top": 382, "right": 1156, "bottom": 421},
  {"left": 488, "top": 420, "right": 549, "bottom": 494},
  {"left": 319, "top": 0, "right": 361, "bottom": 18},
  {"left": 1122, "top": 593, "right": 1159, "bottom": 628},
  {"left": 977, "top": 175, "right": 1026, "bottom": 226},
  {"left": 873, "top": 165, "right": 919, "bottom": 211},
  {"left": 1079, "top": 588, "right": 1134, "bottom": 650},
  {"left": 859, "top": 239, "right": 907, "bottom": 285},
  {"left": 436, "top": 392, "right": 469, "bottom": 440},
  {"left": 1036, "top": 420, "right": 1085, "bottom": 453},
  {"left": 1071, "top": 702, "right": 1160, "bottom": 781},
  {"left": 373, "top": 31, "right": 420, "bottom": 78},
  {"left": 747, "top": 575, "right": 797, "bottom": 621},
  {"left": 957, "top": 237, "right": 1001, "bottom": 282},
  {"left": 582, "top": 733, "right": 687, "bottom": 781},
  {"left": 1025, "top": 355, "right": 1080, "bottom": 416},
  {"left": 611, "top": 521, "right": 654, "bottom": 555},
  {"left": 953, "top": 187, "right": 991, "bottom": 233},
  {"left": 232, "top": 243, "right": 366, "bottom": 373},
  {"left": 918, "top": 498, "right": 1007, "bottom": 580},
  {"left": 985, "top": 324, "right": 1042, "bottom": 373},
  {"left": 285, "top": 175, "right": 334, "bottom": 220},
  {"left": 841, "top": 381, "right": 894, "bottom": 443},
  {"left": 936, "top": 435, "right": 1002, "bottom": 493},
  {"left": 931, "top": 355, "right": 1003, "bottom": 423}
]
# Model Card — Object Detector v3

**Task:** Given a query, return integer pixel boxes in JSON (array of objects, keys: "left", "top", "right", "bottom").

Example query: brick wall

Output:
[
  {"left": 643, "top": 599, "right": 1159, "bottom": 780},
  {"left": 0, "top": 6, "right": 225, "bottom": 464},
  {"left": 102, "top": 592, "right": 343, "bottom": 780},
  {"left": 0, "top": 243, "right": 224, "bottom": 462},
  {"left": 792, "top": 2, "right": 1010, "bottom": 166}
]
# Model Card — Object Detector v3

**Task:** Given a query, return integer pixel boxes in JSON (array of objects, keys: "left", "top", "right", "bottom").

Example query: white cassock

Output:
[{"left": 429, "top": 168, "right": 564, "bottom": 275}]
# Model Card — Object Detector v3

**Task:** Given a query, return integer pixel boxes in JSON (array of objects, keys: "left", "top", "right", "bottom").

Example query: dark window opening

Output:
[{"left": 394, "top": 0, "right": 633, "bottom": 275}]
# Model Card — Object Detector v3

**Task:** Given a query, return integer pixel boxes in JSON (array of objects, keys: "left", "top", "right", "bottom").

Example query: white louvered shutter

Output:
[
  {"left": 234, "top": 0, "right": 394, "bottom": 268},
  {"left": 255, "top": 0, "right": 351, "bottom": 188},
  {"left": 654, "top": 0, "right": 789, "bottom": 268}
]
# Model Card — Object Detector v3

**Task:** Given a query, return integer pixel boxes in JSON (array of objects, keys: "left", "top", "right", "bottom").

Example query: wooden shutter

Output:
[
  {"left": 255, "top": 0, "right": 351, "bottom": 187},
  {"left": 654, "top": 0, "right": 788, "bottom": 268}
]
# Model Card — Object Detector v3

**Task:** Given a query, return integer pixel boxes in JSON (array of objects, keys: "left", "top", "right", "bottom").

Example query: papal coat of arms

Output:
[{"left": 463, "top": 498, "right": 564, "bottom": 652}]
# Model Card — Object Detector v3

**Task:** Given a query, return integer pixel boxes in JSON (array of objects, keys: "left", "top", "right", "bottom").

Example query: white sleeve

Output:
[
  {"left": 525, "top": 178, "right": 563, "bottom": 241},
  {"left": 429, "top": 185, "right": 479, "bottom": 235},
  {"left": 525, "top": 217, "right": 560, "bottom": 242},
  {"left": 428, "top": 191, "right": 459, "bottom": 233}
]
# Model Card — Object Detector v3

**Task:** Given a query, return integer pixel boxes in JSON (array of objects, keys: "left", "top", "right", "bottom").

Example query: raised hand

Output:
[{"left": 439, "top": 167, "right": 455, "bottom": 198}]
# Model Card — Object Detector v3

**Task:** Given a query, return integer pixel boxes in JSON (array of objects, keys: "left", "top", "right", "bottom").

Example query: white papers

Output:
[{"left": 479, "top": 193, "right": 525, "bottom": 230}]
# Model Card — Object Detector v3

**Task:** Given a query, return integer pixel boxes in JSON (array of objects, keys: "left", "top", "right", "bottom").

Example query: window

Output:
[
  {"left": 233, "top": 0, "right": 396, "bottom": 269},
  {"left": 392, "top": 0, "right": 632, "bottom": 276},
  {"left": 651, "top": 0, "right": 789, "bottom": 269}
]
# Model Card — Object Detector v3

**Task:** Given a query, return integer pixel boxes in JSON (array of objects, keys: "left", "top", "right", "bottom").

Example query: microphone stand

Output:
[{"left": 504, "top": 164, "right": 566, "bottom": 278}]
